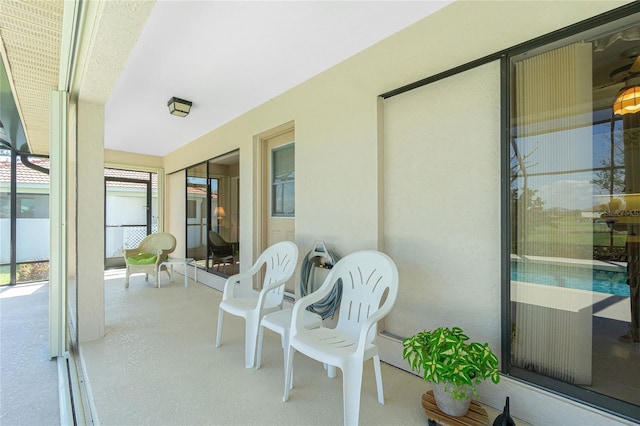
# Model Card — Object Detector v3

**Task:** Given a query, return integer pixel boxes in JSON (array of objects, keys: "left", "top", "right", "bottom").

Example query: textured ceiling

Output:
[{"left": 0, "top": 0, "right": 63, "bottom": 155}]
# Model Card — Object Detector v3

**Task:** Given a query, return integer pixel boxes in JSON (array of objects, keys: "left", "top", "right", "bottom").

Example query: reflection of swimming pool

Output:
[{"left": 510, "top": 261, "right": 630, "bottom": 297}]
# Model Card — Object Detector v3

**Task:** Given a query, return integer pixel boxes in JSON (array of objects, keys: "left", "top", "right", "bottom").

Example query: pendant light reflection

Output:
[{"left": 613, "top": 85, "right": 640, "bottom": 116}]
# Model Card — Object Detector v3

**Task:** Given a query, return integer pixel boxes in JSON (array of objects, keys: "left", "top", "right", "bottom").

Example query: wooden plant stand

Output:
[{"left": 422, "top": 390, "right": 489, "bottom": 426}]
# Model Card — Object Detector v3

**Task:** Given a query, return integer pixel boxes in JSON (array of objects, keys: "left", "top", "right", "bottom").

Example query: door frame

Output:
[
  {"left": 253, "top": 121, "right": 295, "bottom": 286},
  {"left": 103, "top": 173, "right": 152, "bottom": 268}
]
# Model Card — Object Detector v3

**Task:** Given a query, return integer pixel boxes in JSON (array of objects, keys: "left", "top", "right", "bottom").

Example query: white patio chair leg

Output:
[
  {"left": 277, "top": 327, "right": 295, "bottom": 389},
  {"left": 283, "top": 346, "right": 295, "bottom": 401},
  {"left": 327, "top": 364, "right": 337, "bottom": 378},
  {"left": 373, "top": 354, "right": 384, "bottom": 404},
  {"left": 342, "top": 363, "right": 364, "bottom": 426},
  {"left": 256, "top": 324, "right": 264, "bottom": 369},
  {"left": 244, "top": 316, "right": 258, "bottom": 368},
  {"left": 215, "top": 309, "right": 224, "bottom": 348}
]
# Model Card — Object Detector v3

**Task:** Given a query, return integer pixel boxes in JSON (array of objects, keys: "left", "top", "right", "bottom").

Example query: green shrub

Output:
[{"left": 17, "top": 261, "right": 49, "bottom": 283}]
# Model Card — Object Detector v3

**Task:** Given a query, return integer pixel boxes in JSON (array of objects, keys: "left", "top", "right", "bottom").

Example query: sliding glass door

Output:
[
  {"left": 104, "top": 168, "right": 157, "bottom": 269},
  {"left": 185, "top": 151, "right": 239, "bottom": 277}
]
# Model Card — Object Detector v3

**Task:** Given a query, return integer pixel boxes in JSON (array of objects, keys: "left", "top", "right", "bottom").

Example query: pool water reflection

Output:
[{"left": 510, "top": 261, "right": 630, "bottom": 297}]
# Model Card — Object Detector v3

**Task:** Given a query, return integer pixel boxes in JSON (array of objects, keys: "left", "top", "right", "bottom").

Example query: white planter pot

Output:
[{"left": 432, "top": 382, "right": 473, "bottom": 417}]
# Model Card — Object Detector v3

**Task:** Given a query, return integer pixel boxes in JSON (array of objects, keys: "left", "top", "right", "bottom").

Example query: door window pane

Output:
[
  {"left": 186, "top": 162, "right": 208, "bottom": 263},
  {"left": 271, "top": 143, "right": 294, "bottom": 217},
  {"left": 208, "top": 151, "right": 240, "bottom": 276},
  {"left": 184, "top": 151, "right": 239, "bottom": 277}
]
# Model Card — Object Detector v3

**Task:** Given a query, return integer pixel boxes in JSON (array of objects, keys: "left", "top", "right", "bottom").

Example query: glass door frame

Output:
[
  {"left": 104, "top": 174, "right": 152, "bottom": 268},
  {"left": 185, "top": 151, "right": 239, "bottom": 277}
]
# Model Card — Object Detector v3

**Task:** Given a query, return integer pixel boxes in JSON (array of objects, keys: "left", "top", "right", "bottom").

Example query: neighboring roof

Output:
[
  {"left": 0, "top": 157, "right": 49, "bottom": 185},
  {"left": 186, "top": 186, "right": 217, "bottom": 198},
  {"left": 105, "top": 168, "right": 154, "bottom": 181},
  {"left": 105, "top": 168, "right": 157, "bottom": 190},
  {"left": 0, "top": 160, "right": 162, "bottom": 191}
]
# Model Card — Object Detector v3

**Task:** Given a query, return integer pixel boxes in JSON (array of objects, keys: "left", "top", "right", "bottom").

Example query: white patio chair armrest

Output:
[
  {"left": 291, "top": 271, "right": 336, "bottom": 332},
  {"left": 302, "top": 269, "right": 336, "bottom": 305},
  {"left": 221, "top": 264, "right": 263, "bottom": 300},
  {"left": 294, "top": 282, "right": 331, "bottom": 312},
  {"left": 222, "top": 273, "right": 244, "bottom": 300},
  {"left": 255, "top": 288, "right": 271, "bottom": 310},
  {"left": 355, "top": 313, "right": 384, "bottom": 353}
]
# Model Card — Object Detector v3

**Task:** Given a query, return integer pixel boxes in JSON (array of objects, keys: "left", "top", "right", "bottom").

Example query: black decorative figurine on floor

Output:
[{"left": 493, "top": 397, "right": 515, "bottom": 426}]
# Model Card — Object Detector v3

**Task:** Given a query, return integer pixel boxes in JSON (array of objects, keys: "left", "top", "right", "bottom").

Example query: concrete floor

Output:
[
  {"left": 0, "top": 281, "right": 59, "bottom": 426},
  {"left": 78, "top": 270, "right": 508, "bottom": 425},
  {"left": 2, "top": 269, "right": 637, "bottom": 425}
]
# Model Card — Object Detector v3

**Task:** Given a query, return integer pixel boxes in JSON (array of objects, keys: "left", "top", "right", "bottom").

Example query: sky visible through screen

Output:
[{"left": 512, "top": 116, "right": 626, "bottom": 211}]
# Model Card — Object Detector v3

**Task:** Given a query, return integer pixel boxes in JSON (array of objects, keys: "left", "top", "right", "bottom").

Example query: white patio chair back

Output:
[
  {"left": 333, "top": 253, "right": 397, "bottom": 345},
  {"left": 261, "top": 247, "right": 296, "bottom": 308}
]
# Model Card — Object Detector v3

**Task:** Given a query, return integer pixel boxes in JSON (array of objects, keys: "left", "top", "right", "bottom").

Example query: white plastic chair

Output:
[
  {"left": 283, "top": 250, "right": 399, "bottom": 426},
  {"left": 216, "top": 241, "right": 299, "bottom": 368}
]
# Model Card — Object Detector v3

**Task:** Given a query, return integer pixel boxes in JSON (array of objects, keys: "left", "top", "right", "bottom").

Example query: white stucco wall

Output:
[
  {"left": 77, "top": 101, "right": 105, "bottom": 343},
  {"left": 381, "top": 60, "right": 502, "bottom": 349},
  {"left": 159, "top": 1, "right": 636, "bottom": 424}
]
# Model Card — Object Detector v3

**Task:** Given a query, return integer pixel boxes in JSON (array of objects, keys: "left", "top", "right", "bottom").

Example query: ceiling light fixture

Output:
[{"left": 167, "top": 97, "right": 192, "bottom": 117}]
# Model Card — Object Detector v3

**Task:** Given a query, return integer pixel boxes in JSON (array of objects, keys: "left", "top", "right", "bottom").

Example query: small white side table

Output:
[{"left": 158, "top": 258, "right": 196, "bottom": 288}]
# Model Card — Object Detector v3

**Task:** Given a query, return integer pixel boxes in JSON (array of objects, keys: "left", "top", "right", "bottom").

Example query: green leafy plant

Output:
[
  {"left": 402, "top": 326, "right": 500, "bottom": 400},
  {"left": 17, "top": 261, "right": 49, "bottom": 283}
]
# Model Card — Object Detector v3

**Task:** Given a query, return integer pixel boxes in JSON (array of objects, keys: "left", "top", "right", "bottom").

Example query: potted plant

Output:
[{"left": 402, "top": 326, "right": 500, "bottom": 417}]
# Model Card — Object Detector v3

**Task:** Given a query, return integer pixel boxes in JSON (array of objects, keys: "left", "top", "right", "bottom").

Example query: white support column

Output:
[{"left": 76, "top": 101, "right": 105, "bottom": 342}]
